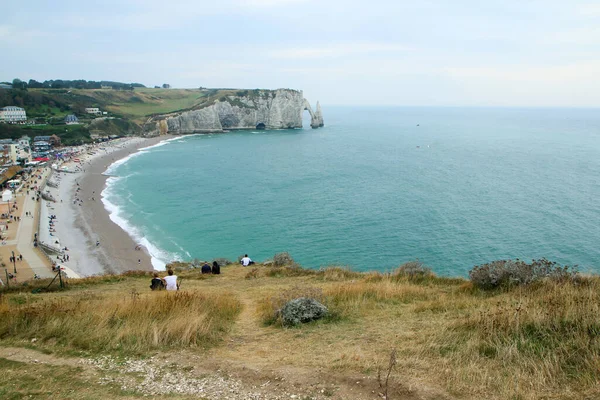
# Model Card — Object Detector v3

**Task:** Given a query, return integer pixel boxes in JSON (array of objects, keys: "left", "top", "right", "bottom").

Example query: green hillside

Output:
[{"left": 0, "top": 87, "right": 233, "bottom": 144}]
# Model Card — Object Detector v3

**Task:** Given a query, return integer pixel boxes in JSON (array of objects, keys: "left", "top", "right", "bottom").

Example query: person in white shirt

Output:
[
  {"left": 240, "top": 254, "right": 252, "bottom": 267},
  {"left": 162, "top": 269, "right": 179, "bottom": 291}
]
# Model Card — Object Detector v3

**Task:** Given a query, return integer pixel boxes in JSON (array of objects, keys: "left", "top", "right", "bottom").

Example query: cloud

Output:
[
  {"left": 269, "top": 42, "right": 410, "bottom": 59},
  {"left": 444, "top": 61, "right": 600, "bottom": 83},
  {"left": 0, "top": 25, "right": 52, "bottom": 45},
  {"left": 576, "top": 3, "right": 600, "bottom": 16},
  {"left": 549, "top": 26, "right": 600, "bottom": 45}
]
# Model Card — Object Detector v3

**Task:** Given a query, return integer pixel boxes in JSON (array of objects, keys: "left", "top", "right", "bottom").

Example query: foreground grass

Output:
[
  {"left": 0, "top": 264, "right": 598, "bottom": 399},
  {"left": 0, "top": 289, "right": 241, "bottom": 354},
  {"left": 0, "top": 357, "right": 127, "bottom": 400}
]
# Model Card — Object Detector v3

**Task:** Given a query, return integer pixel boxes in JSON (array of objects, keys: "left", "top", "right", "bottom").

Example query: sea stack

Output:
[{"left": 310, "top": 101, "right": 324, "bottom": 129}]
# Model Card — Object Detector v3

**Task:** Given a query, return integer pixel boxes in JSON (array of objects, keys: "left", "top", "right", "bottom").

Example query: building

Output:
[
  {"left": 0, "top": 84, "right": 12, "bottom": 89},
  {"left": 33, "top": 136, "right": 51, "bottom": 143},
  {"left": 32, "top": 141, "right": 51, "bottom": 157},
  {"left": 85, "top": 107, "right": 101, "bottom": 115},
  {"left": 8, "top": 143, "right": 31, "bottom": 165},
  {"left": 0, "top": 140, "right": 32, "bottom": 165},
  {"left": 0, "top": 106, "right": 27, "bottom": 123},
  {"left": 65, "top": 114, "right": 79, "bottom": 124},
  {"left": 18, "top": 135, "right": 31, "bottom": 149}
]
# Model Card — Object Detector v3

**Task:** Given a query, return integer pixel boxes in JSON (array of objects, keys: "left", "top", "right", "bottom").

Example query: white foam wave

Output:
[
  {"left": 102, "top": 176, "right": 180, "bottom": 270},
  {"left": 104, "top": 136, "right": 185, "bottom": 176}
]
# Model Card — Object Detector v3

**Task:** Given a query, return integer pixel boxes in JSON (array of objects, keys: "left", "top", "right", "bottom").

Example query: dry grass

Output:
[
  {"left": 1, "top": 264, "right": 599, "bottom": 399},
  {"left": 0, "top": 290, "right": 241, "bottom": 354},
  {"left": 442, "top": 279, "right": 600, "bottom": 398}
]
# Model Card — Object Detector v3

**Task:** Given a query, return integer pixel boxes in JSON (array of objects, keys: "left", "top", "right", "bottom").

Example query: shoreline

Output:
[{"left": 48, "top": 135, "right": 173, "bottom": 276}]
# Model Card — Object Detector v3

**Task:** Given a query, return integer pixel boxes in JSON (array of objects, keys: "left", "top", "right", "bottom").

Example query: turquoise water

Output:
[{"left": 103, "top": 107, "right": 600, "bottom": 276}]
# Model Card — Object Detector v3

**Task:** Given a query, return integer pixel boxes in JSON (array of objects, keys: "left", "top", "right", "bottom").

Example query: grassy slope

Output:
[
  {"left": 1, "top": 265, "right": 597, "bottom": 400},
  {"left": 73, "top": 88, "right": 208, "bottom": 122}
]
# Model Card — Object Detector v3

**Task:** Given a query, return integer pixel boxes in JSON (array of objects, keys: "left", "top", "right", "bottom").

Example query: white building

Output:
[
  {"left": 85, "top": 107, "right": 101, "bottom": 115},
  {"left": 18, "top": 135, "right": 31, "bottom": 149},
  {"left": 0, "top": 142, "right": 31, "bottom": 165},
  {"left": 8, "top": 143, "right": 31, "bottom": 165},
  {"left": 0, "top": 106, "right": 27, "bottom": 123}
]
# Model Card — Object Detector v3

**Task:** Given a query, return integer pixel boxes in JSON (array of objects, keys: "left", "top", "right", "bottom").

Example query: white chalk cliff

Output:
[{"left": 150, "top": 89, "right": 323, "bottom": 134}]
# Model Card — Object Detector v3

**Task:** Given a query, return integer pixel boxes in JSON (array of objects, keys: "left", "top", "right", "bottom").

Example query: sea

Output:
[{"left": 102, "top": 107, "right": 600, "bottom": 276}]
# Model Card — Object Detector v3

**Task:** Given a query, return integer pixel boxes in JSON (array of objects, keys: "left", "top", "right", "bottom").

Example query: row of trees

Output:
[{"left": 7, "top": 78, "right": 146, "bottom": 90}]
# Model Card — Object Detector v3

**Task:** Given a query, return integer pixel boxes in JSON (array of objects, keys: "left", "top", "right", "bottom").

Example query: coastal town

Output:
[{"left": 0, "top": 127, "right": 144, "bottom": 285}]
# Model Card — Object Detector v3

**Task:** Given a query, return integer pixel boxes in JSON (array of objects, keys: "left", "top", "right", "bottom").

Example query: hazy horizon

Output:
[{"left": 2, "top": 0, "right": 599, "bottom": 107}]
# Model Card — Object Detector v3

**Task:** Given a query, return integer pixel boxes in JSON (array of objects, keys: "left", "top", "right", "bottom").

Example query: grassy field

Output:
[
  {"left": 0, "top": 264, "right": 597, "bottom": 399},
  {"left": 71, "top": 88, "right": 208, "bottom": 121}
]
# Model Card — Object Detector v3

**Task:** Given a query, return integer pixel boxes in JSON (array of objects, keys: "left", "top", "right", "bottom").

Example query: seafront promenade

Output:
[
  {"left": 0, "top": 168, "right": 53, "bottom": 282},
  {"left": 16, "top": 168, "right": 54, "bottom": 278}
]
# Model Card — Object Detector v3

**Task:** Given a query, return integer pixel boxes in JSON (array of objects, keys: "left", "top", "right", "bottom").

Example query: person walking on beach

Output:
[{"left": 163, "top": 270, "right": 179, "bottom": 291}]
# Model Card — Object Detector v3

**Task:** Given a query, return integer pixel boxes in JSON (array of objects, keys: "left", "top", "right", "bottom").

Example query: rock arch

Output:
[{"left": 302, "top": 99, "right": 324, "bottom": 129}]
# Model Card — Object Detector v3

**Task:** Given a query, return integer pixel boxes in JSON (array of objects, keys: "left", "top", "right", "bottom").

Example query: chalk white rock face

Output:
[
  {"left": 266, "top": 89, "right": 304, "bottom": 129},
  {"left": 311, "top": 101, "right": 324, "bottom": 128},
  {"left": 166, "top": 106, "right": 222, "bottom": 133},
  {"left": 158, "top": 89, "right": 322, "bottom": 134}
]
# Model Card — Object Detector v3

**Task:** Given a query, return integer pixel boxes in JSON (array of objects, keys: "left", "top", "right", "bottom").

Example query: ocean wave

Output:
[
  {"left": 103, "top": 152, "right": 143, "bottom": 176},
  {"left": 104, "top": 136, "right": 185, "bottom": 176},
  {"left": 102, "top": 177, "right": 180, "bottom": 270},
  {"left": 138, "top": 135, "right": 184, "bottom": 152}
]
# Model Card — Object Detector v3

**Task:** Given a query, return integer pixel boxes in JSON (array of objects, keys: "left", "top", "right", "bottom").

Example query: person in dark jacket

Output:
[
  {"left": 150, "top": 272, "right": 164, "bottom": 290},
  {"left": 211, "top": 261, "right": 221, "bottom": 274},
  {"left": 201, "top": 262, "right": 212, "bottom": 274}
]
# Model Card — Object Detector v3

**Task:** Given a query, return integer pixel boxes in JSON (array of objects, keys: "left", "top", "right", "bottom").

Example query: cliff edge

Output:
[{"left": 147, "top": 89, "right": 324, "bottom": 134}]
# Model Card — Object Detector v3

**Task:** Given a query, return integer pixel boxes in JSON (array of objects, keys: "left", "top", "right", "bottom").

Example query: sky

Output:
[{"left": 1, "top": 0, "right": 600, "bottom": 107}]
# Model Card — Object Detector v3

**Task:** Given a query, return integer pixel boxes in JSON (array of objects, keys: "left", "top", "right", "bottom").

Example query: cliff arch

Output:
[{"left": 303, "top": 99, "right": 324, "bottom": 129}]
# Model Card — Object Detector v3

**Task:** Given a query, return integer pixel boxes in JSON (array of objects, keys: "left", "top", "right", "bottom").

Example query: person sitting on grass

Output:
[
  {"left": 211, "top": 261, "right": 220, "bottom": 275},
  {"left": 201, "top": 262, "right": 211, "bottom": 274},
  {"left": 162, "top": 269, "right": 179, "bottom": 291},
  {"left": 240, "top": 254, "right": 254, "bottom": 267},
  {"left": 150, "top": 272, "right": 165, "bottom": 290}
]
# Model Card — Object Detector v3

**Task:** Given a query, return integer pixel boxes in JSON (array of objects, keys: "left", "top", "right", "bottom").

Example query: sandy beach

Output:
[{"left": 44, "top": 135, "right": 172, "bottom": 276}]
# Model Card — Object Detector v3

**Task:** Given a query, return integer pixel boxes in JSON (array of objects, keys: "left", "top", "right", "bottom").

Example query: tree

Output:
[
  {"left": 28, "top": 79, "right": 43, "bottom": 88},
  {"left": 162, "top": 83, "right": 170, "bottom": 89},
  {"left": 12, "top": 78, "right": 26, "bottom": 89}
]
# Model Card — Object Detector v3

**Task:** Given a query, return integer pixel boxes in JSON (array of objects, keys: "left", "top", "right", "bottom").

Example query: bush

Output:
[
  {"left": 273, "top": 252, "right": 294, "bottom": 267},
  {"left": 257, "top": 285, "right": 324, "bottom": 326},
  {"left": 469, "top": 258, "right": 578, "bottom": 290},
  {"left": 280, "top": 298, "right": 328, "bottom": 327}
]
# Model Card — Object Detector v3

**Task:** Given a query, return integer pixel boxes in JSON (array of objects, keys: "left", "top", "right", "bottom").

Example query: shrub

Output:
[
  {"left": 273, "top": 252, "right": 294, "bottom": 267},
  {"left": 469, "top": 258, "right": 578, "bottom": 290},
  {"left": 257, "top": 285, "right": 325, "bottom": 326},
  {"left": 280, "top": 298, "right": 328, "bottom": 327}
]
